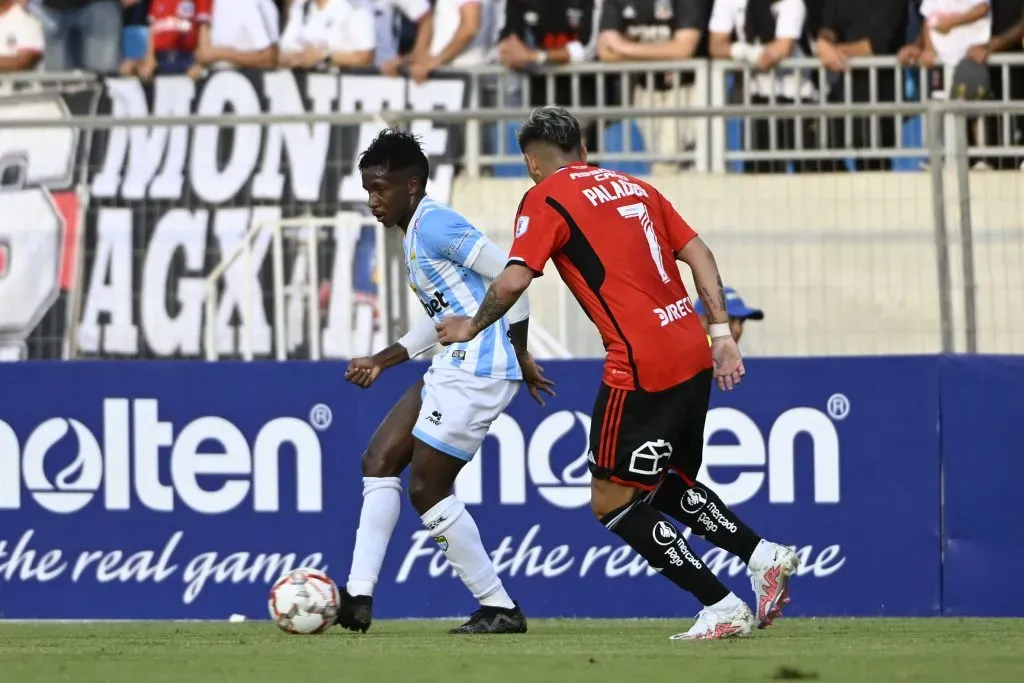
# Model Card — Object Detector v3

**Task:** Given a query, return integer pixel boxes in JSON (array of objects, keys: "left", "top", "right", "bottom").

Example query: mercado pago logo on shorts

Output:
[{"left": 0, "top": 399, "right": 326, "bottom": 514}]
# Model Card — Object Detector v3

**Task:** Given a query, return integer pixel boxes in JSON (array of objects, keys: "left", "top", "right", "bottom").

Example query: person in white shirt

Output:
[
  {"left": 708, "top": 0, "right": 818, "bottom": 173},
  {"left": 0, "top": 0, "right": 44, "bottom": 72},
  {"left": 280, "top": 0, "right": 376, "bottom": 68},
  {"left": 409, "top": 0, "right": 486, "bottom": 83},
  {"left": 919, "top": 0, "right": 992, "bottom": 68},
  {"left": 373, "top": 0, "right": 433, "bottom": 74},
  {"left": 195, "top": 0, "right": 280, "bottom": 70}
]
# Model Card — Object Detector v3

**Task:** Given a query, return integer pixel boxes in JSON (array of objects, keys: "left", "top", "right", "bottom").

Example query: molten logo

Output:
[{"left": 0, "top": 399, "right": 325, "bottom": 514}]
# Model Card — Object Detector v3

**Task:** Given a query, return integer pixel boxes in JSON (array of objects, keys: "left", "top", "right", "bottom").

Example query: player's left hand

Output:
[
  {"left": 345, "top": 357, "right": 381, "bottom": 389},
  {"left": 435, "top": 316, "right": 478, "bottom": 345},
  {"left": 518, "top": 353, "right": 557, "bottom": 407},
  {"left": 710, "top": 336, "right": 745, "bottom": 391}
]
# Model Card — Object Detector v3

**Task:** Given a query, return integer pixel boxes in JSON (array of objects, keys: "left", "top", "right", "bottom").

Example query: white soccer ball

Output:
[{"left": 267, "top": 567, "right": 340, "bottom": 634}]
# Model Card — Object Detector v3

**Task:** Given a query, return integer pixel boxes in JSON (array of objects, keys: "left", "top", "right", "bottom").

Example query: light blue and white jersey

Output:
[{"left": 404, "top": 197, "right": 523, "bottom": 381}]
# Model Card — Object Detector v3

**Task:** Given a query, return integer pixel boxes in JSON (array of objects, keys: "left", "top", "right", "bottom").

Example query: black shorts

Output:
[{"left": 588, "top": 369, "right": 712, "bottom": 490}]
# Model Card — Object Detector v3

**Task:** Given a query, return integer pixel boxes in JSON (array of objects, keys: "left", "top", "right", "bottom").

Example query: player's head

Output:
[
  {"left": 358, "top": 128, "right": 430, "bottom": 229},
  {"left": 517, "top": 106, "right": 587, "bottom": 184}
]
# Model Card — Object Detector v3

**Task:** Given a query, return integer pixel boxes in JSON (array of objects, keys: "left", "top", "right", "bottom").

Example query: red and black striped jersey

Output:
[{"left": 508, "top": 163, "right": 712, "bottom": 392}]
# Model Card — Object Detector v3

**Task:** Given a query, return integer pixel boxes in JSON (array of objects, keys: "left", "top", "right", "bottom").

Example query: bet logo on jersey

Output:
[{"left": 419, "top": 290, "right": 450, "bottom": 316}]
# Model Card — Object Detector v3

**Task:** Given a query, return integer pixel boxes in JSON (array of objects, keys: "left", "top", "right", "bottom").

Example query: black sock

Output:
[
  {"left": 651, "top": 473, "right": 762, "bottom": 564},
  {"left": 601, "top": 500, "right": 728, "bottom": 607}
]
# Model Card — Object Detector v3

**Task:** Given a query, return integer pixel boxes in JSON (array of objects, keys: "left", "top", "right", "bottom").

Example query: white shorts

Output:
[{"left": 412, "top": 366, "right": 520, "bottom": 461}]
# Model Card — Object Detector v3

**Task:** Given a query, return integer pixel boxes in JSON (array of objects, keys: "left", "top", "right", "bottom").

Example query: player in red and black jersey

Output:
[{"left": 437, "top": 107, "right": 800, "bottom": 640}]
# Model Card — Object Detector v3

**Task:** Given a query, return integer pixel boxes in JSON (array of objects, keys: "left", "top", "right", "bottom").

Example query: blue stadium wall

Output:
[{"left": 0, "top": 356, "right": 1020, "bottom": 619}]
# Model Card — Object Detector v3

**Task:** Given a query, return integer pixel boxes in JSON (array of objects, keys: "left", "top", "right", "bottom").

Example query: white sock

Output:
[
  {"left": 748, "top": 539, "right": 776, "bottom": 571},
  {"left": 346, "top": 477, "right": 402, "bottom": 597},
  {"left": 420, "top": 495, "right": 515, "bottom": 609},
  {"left": 708, "top": 592, "right": 745, "bottom": 614}
]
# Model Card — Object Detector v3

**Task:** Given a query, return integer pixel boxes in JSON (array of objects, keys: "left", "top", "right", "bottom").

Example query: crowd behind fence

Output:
[{"left": 0, "top": 63, "right": 1021, "bottom": 362}]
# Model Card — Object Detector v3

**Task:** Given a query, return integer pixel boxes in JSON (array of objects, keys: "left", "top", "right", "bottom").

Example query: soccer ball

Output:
[{"left": 268, "top": 567, "right": 340, "bottom": 634}]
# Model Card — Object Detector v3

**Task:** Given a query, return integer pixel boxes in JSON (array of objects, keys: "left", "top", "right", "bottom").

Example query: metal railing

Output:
[{"left": 0, "top": 67, "right": 1021, "bottom": 359}]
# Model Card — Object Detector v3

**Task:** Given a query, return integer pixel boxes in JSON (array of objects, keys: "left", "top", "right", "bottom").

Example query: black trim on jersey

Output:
[{"left": 545, "top": 196, "right": 639, "bottom": 390}]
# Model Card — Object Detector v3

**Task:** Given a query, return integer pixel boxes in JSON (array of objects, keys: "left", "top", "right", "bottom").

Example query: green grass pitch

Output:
[{"left": 2, "top": 619, "right": 1023, "bottom": 682}]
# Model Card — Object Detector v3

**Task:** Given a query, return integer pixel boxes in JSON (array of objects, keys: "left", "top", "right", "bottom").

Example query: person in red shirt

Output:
[
  {"left": 437, "top": 106, "right": 801, "bottom": 641},
  {"left": 122, "top": 0, "right": 211, "bottom": 79}
]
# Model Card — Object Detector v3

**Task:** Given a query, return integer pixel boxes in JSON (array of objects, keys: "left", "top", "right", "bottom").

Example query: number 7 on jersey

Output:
[{"left": 617, "top": 202, "right": 672, "bottom": 284}]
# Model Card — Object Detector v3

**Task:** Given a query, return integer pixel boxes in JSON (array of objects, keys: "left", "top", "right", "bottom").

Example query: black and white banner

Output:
[{"left": 5, "top": 69, "right": 468, "bottom": 360}]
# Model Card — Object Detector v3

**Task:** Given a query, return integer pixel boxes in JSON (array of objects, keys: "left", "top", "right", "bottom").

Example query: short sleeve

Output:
[
  {"left": 774, "top": 0, "right": 807, "bottom": 40},
  {"left": 393, "top": 0, "right": 432, "bottom": 21},
  {"left": 499, "top": 0, "right": 525, "bottom": 40},
  {"left": 345, "top": 5, "right": 377, "bottom": 52},
  {"left": 673, "top": 0, "right": 711, "bottom": 31},
  {"left": 507, "top": 191, "right": 570, "bottom": 277},
  {"left": 708, "top": 0, "right": 737, "bottom": 35},
  {"left": 195, "top": 0, "right": 213, "bottom": 22},
  {"left": 658, "top": 191, "right": 698, "bottom": 253},
  {"left": 246, "top": 0, "right": 281, "bottom": 49},
  {"left": 417, "top": 208, "right": 486, "bottom": 268},
  {"left": 18, "top": 15, "right": 44, "bottom": 53},
  {"left": 919, "top": 0, "right": 936, "bottom": 16},
  {"left": 280, "top": 2, "right": 305, "bottom": 51},
  {"left": 599, "top": 0, "right": 626, "bottom": 33}
]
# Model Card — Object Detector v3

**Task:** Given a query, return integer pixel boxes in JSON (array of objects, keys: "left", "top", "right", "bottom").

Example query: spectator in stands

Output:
[
  {"left": 497, "top": 1, "right": 597, "bottom": 104},
  {"left": 984, "top": 0, "right": 1024, "bottom": 168},
  {"left": 373, "top": 0, "right": 432, "bottom": 73},
  {"left": 694, "top": 286, "right": 764, "bottom": 346},
  {"left": 708, "top": 0, "right": 819, "bottom": 173},
  {"left": 194, "top": 0, "right": 279, "bottom": 71},
  {"left": 596, "top": 0, "right": 713, "bottom": 161},
  {"left": 279, "top": 0, "right": 376, "bottom": 68},
  {"left": 407, "top": 0, "right": 485, "bottom": 84},
  {"left": 122, "top": 0, "right": 210, "bottom": 79},
  {"left": 0, "top": 0, "right": 44, "bottom": 72},
  {"left": 37, "top": 0, "right": 124, "bottom": 73},
  {"left": 898, "top": 1, "right": 991, "bottom": 71},
  {"left": 815, "top": 0, "right": 907, "bottom": 171}
]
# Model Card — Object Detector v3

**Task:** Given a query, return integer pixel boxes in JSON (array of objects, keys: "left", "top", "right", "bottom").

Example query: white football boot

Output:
[
  {"left": 748, "top": 541, "right": 801, "bottom": 628},
  {"left": 669, "top": 600, "right": 756, "bottom": 641}
]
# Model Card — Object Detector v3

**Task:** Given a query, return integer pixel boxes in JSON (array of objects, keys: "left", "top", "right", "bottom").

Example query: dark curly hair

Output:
[{"left": 357, "top": 127, "right": 430, "bottom": 188}]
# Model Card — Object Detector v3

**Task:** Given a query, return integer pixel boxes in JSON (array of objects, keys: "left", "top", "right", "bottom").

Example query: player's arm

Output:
[
  {"left": 345, "top": 317, "right": 437, "bottom": 389},
  {"left": 658, "top": 192, "right": 729, "bottom": 335},
  {"left": 463, "top": 239, "right": 532, "bottom": 355},
  {"left": 437, "top": 193, "right": 567, "bottom": 345}
]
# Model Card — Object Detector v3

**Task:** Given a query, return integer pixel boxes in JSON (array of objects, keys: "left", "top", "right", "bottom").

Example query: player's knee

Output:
[
  {"left": 590, "top": 479, "right": 640, "bottom": 521},
  {"left": 361, "top": 445, "right": 405, "bottom": 478},
  {"left": 407, "top": 469, "right": 441, "bottom": 515}
]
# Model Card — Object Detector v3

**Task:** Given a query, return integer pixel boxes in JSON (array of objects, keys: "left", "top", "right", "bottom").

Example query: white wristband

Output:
[
  {"left": 729, "top": 42, "right": 750, "bottom": 62},
  {"left": 710, "top": 323, "right": 731, "bottom": 340}
]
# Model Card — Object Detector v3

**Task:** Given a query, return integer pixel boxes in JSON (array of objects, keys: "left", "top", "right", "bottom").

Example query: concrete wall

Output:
[{"left": 451, "top": 171, "right": 1024, "bottom": 357}]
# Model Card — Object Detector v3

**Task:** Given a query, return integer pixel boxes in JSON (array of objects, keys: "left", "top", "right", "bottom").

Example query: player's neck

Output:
[
  {"left": 398, "top": 194, "right": 427, "bottom": 232},
  {"left": 546, "top": 157, "right": 583, "bottom": 178}
]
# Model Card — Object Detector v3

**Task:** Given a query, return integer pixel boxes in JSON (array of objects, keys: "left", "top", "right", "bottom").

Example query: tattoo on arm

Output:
[
  {"left": 509, "top": 319, "right": 529, "bottom": 356},
  {"left": 471, "top": 286, "right": 514, "bottom": 332},
  {"left": 698, "top": 275, "right": 729, "bottom": 325},
  {"left": 715, "top": 274, "right": 728, "bottom": 313}
]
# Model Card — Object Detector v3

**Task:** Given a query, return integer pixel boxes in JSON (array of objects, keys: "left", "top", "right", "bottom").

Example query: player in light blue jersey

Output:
[{"left": 335, "top": 129, "right": 554, "bottom": 635}]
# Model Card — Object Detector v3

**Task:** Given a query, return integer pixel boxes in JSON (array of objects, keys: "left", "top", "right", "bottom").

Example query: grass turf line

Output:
[{"left": 1, "top": 618, "right": 1023, "bottom": 683}]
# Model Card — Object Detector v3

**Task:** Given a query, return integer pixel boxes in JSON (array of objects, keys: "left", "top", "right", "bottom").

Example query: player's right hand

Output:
[
  {"left": 345, "top": 357, "right": 381, "bottom": 389},
  {"left": 518, "top": 353, "right": 557, "bottom": 407},
  {"left": 710, "top": 337, "right": 745, "bottom": 392}
]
